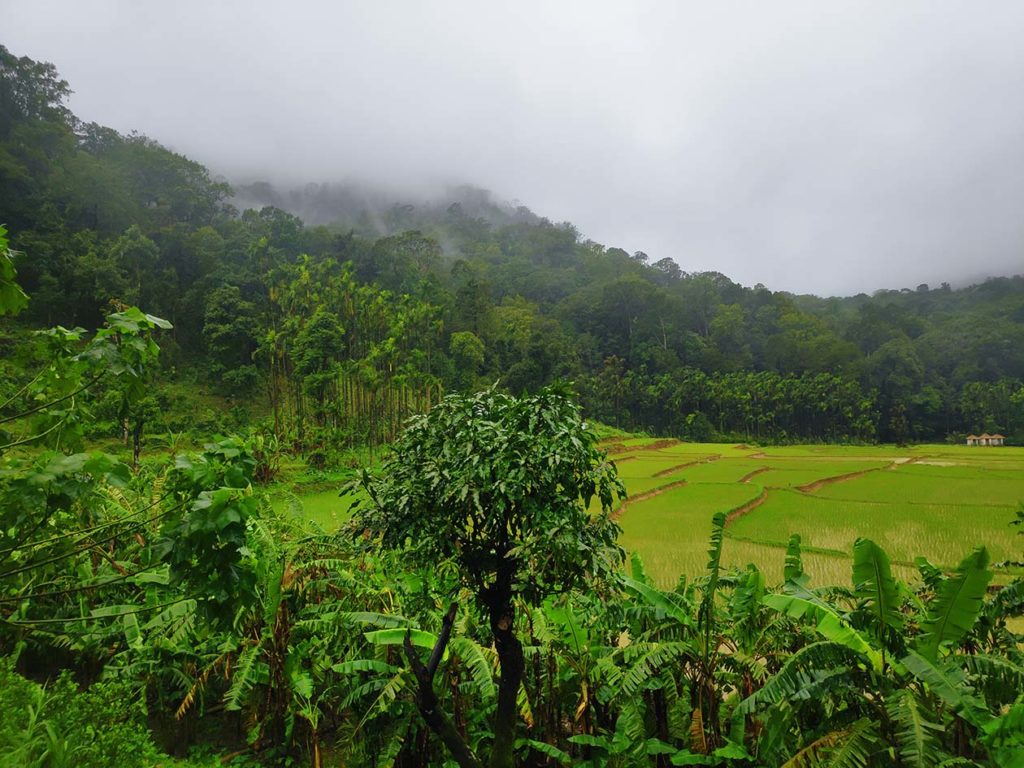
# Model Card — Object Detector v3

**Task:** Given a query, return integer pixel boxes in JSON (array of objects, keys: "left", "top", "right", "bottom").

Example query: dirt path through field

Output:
[
  {"left": 724, "top": 488, "right": 769, "bottom": 524},
  {"left": 606, "top": 438, "right": 680, "bottom": 455},
  {"left": 796, "top": 458, "right": 914, "bottom": 493},
  {"left": 739, "top": 466, "right": 770, "bottom": 484},
  {"left": 652, "top": 454, "right": 721, "bottom": 478},
  {"left": 611, "top": 479, "right": 688, "bottom": 520}
]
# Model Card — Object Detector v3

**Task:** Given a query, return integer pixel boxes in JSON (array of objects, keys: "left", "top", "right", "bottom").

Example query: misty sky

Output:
[{"left": 4, "top": 1, "right": 1024, "bottom": 295}]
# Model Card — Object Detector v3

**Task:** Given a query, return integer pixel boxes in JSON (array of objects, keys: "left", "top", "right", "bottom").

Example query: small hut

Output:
[{"left": 967, "top": 433, "right": 1006, "bottom": 446}]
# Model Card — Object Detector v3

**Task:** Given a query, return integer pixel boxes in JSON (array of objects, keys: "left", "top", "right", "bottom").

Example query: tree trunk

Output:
[
  {"left": 403, "top": 604, "right": 481, "bottom": 768},
  {"left": 489, "top": 594, "right": 524, "bottom": 768},
  {"left": 132, "top": 418, "right": 144, "bottom": 470}
]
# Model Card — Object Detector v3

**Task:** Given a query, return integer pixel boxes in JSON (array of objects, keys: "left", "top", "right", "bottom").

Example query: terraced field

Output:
[
  {"left": 273, "top": 437, "right": 1023, "bottom": 589},
  {"left": 606, "top": 438, "right": 1024, "bottom": 588}
]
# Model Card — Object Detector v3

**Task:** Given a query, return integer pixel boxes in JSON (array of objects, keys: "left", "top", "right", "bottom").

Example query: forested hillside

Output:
[
  {"left": 2, "top": 44, "right": 1024, "bottom": 768},
  {"left": 3, "top": 43, "right": 1024, "bottom": 450}
]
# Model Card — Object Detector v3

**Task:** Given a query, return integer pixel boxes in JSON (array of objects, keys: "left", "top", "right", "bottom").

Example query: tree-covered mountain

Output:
[
  {"left": 2, "top": 44, "right": 1023, "bottom": 448},
  {"left": 2, "top": 43, "right": 1024, "bottom": 768}
]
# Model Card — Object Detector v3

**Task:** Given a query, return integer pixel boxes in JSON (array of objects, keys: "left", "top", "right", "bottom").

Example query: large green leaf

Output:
[
  {"left": 449, "top": 636, "right": 497, "bottom": 703},
  {"left": 704, "top": 511, "right": 727, "bottom": 595},
  {"left": 0, "top": 225, "right": 29, "bottom": 317},
  {"left": 364, "top": 627, "right": 445, "bottom": 658},
  {"left": 890, "top": 689, "right": 944, "bottom": 768},
  {"left": 622, "top": 575, "right": 693, "bottom": 627},
  {"left": 901, "top": 650, "right": 991, "bottom": 728},
  {"left": 516, "top": 739, "right": 571, "bottom": 765},
  {"left": 630, "top": 550, "right": 651, "bottom": 584},
  {"left": 784, "top": 533, "right": 804, "bottom": 584},
  {"left": 852, "top": 538, "right": 903, "bottom": 633},
  {"left": 332, "top": 659, "right": 399, "bottom": 675},
  {"left": 917, "top": 547, "right": 991, "bottom": 660},
  {"left": 738, "top": 640, "right": 861, "bottom": 714},
  {"left": 826, "top": 719, "right": 876, "bottom": 768},
  {"left": 981, "top": 699, "right": 1024, "bottom": 767},
  {"left": 763, "top": 592, "right": 882, "bottom": 671}
]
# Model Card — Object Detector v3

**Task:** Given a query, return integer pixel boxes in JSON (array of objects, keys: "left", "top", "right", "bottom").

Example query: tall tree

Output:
[{"left": 350, "top": 386, "right": 623, "bottom": 768}]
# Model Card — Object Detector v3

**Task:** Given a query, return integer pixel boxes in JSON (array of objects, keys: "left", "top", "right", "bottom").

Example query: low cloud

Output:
[{"left": 4, "top": 0, "right": 1024, "bottom": 294}]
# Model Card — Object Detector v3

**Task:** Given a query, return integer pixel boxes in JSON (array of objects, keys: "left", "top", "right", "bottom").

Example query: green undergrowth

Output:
[{"left": 0, "top": 659, "right": 198, "bottom": 768}]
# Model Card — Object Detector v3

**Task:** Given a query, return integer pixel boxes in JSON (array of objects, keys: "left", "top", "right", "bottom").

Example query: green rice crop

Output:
[
  {"left": 728, "top": 488, "right": 1019, "bottom": 569},
  {"left": 813, "top": 466, "right": 1024, "bottom": 506},
  {"left": 614, "top": 454, "right": 719, "bottom": 479},
  {"left": 752, "top": 460, "right": 889, "bottom": 488},
  {"left": 276, "top": 441, "right": 1024, "bottom": 589},
  {"left": 272, "top": 488, "right": 357, "bottom": 531},
  {"left": 618, "top": 483, "right": 763, "bottom": 586},
  {"left": 721, "top": 538, "right": 921, "bottom": 587},
  {"left": 674, "top": 459, "right": 766, "bottom": 484}
]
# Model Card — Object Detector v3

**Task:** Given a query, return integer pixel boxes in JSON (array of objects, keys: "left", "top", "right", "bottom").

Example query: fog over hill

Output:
[
  {"left": 4, "top": 1, "right": 1024, "bottom": 294},
  {"left": 229, "top": 181, "right": 542, "bottom": 236}
]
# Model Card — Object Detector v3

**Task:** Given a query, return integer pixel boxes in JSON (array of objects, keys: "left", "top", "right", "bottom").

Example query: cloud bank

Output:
[{"left": 4, "top": 0, "right": 1024, "bottom": 294}]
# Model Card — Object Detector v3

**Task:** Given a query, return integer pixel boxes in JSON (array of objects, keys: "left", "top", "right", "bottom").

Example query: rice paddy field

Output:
[
  {"left": 604, "top": 438, "right": 1024, "bottom": 588},
  {"left": 271, "top": 488, "right": 358, "bottom": 530},
  {"left": 273, "top": 438, "right": 1024, "bottom": 590}
]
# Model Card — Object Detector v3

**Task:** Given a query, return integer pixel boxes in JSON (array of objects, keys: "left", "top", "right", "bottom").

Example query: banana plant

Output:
[{"left": 741, "top": 537, "right": 1024, "bottom": 766}]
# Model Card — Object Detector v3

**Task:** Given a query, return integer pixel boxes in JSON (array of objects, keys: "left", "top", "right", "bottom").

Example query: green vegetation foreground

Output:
[
  {"left": 1, "top": 46, "right": 1024, "bottom": 766},
  {"left": 1, "top": 311, "right": 1022, "bottom": 765}
]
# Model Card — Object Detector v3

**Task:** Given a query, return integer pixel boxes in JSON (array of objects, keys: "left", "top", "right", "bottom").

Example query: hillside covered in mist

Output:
[{"left": 3, "top": 44, "right": 1024, "bottom": 444}]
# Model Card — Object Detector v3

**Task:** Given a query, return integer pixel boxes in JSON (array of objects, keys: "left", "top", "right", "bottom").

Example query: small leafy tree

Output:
[{"left": 350, "top": 384, "right": 623, "bottom": 768}]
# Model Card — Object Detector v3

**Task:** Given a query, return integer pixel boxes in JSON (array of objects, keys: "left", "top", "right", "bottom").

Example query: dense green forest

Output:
[
  {"left": 2, "top": 45, "right": 1023, "bottom": 453},
  {"left": 1, "top": 44, "right": 1023, "bottom": 768}
]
